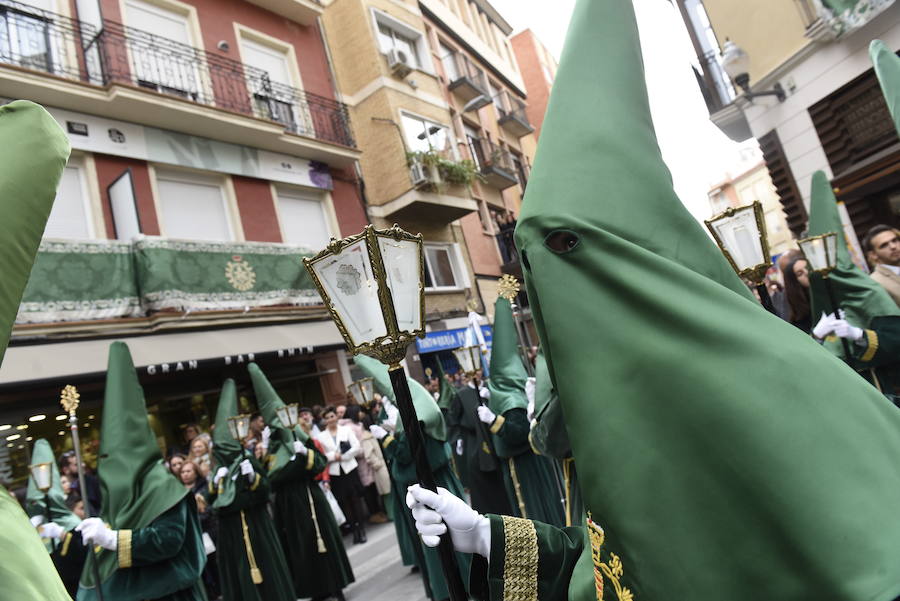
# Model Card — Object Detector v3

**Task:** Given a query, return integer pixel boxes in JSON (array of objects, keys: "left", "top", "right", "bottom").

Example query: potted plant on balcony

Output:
[{"left": 406, "top": 150, "right": 481, "bottom": 190}]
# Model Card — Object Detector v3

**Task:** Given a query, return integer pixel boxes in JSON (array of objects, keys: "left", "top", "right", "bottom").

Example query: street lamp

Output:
[
  {"left": 304, "top": 224, "right": 466, "bottom": 601},
  {"left": 227, "top": 414, "right": 252, "bottom": 441},
  {"left": 721, "top": 40, "right": 786, "bottom": 102},
  {"left": 347, "top": 378, "right": 376, "bottom": 408},
  {"left": 275, "top": 403, "right": 300, "bottom": 429},
  {"left": 705, "top": 200, "right": 777, "bottom": 314},
  {"left": 797, "top": 232, "right": 852, "bottom": 361}
]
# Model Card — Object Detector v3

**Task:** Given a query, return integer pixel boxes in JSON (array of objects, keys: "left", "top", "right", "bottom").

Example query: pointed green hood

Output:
[
  {"left": 871, "top": 39, "right": 900, "bottom": 133},
  {"left": 433, "top": 360, "right": 456, "bottom": 412},
  {"left": 211, "top": 379, "right": 244, "bottom": 509},
  {"left": 248, "top": 362, "right": 308, "bottom": 482},
  {"left": 26, "top": 439, "right": 81, "bottom": 534},
  {"left": 514, "top": 1, "right": 900, "bottom": 600},
  {"left": 806, "top": 170, "right": 899, "bottom": 348},
  {"left": 354, "top": 354, "right": 446, "bottom": 441},
  {"left": 487, "top": 296, "right": 528, "bottom": 415},
  {"left": 0, "top": 101, "right": 70, "bottom": 366}
]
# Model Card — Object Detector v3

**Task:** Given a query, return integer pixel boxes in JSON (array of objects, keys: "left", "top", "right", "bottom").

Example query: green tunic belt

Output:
[
  {"left": 209, "top": 460, "right": 295, "bottom": 601},
  {"left": 270, "top": 440, "right": 353, "bottom": 598},
  {"left": 382, "top": 432, "right": 471, "bottom": 601},
  {"left": 491, "top": 408, "right": 566, "bottom": 527}
]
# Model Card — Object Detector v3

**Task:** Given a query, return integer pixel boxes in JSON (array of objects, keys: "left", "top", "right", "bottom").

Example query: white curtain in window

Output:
[
  {"left": 44, "top": 165, "right": 92, "bottom": 240},
  {"left": 157, "top": 174, "right": 232, "bottom": 242},
  {"left": 277, "top": 189, "right": 330, "bottom": 250}
]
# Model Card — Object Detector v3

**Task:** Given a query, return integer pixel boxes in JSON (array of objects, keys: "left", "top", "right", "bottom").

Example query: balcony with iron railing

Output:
[
  {"left": 0, "top": 1, "right": 356, "bottom": 158},
  {"left": 469, "top": 137, "right": 518, "bottom": 190},
  {"left": 447, "top": 52, "right": 491, "bottom": 110},
  {"left": 494, "top": 90, "right": 533, "bottom": 138}
]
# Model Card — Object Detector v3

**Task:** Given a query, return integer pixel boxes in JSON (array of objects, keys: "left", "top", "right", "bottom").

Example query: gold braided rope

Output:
[
  {"left": 508, "top": 458, "right": 528, "bottom": 518},
  {"left": 240, "top": 510, "right": 264, "bottom": 584},
  {"left": 501, "top": 516, "right": 538, "bottom": 601},
  {"left": 562, "top": 458, "right": 574, "bottom": 527},
  {"left": 307, "top": 486, "right": 327, "bottom": 553}
]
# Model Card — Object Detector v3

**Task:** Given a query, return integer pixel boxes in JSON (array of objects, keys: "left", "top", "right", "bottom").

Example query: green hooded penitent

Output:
[
  {"left": 0, "top": 100, "right": 72, "bottom": 601},
  {"left": 78, "top": 342, "right": 205, "bottom": 601},
  {"left": 248, "top": 363, "right": 353, "bottom": 599},
  {"left": 470, "top": 1, "right": 900, "bottom": 600},
  {"left": 805, "top": 170, "right": 900, "bottom": 392},
  {"left": 487, "top": 297, "right": 565, "bottom": 526},
  {"left": 209, "top": 378, "right": 296, "bottom": 601},
  {"left": 26, "top": 439, "right": 82, "bottom": 535},
  {"left": 871, "top": 39, "right": 900, "bottom": 133},
  {"left": 433, "top": 360, "right": 456, "bottom": 412}
]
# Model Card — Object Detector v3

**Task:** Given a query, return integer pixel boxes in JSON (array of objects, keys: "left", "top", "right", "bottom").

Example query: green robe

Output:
[
  {"left": 381, "top": 432, "right": 471, "bottom": 601},
  {"left": 447, "top": 387, "right": 512, "bottom": 516},
  {"left": 845, "top": 315, "right": 900, "bottom": 396},
  {"left": 79, "top": 497, "right": 207, "bottom": 601},
  {"left": 270, "top": 439, "right": 354, "bottom": 598},
  {"left": 208, "top": 453, "right": 295, "bottom": 601},
  {"left": 491, "top": 408, "right": 566, "bottom": 527}
]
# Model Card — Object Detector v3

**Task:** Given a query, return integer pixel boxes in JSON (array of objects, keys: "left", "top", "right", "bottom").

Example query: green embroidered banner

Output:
[
  {"left": 133, "top": 237, "right": 321, "bottom": 312},
  {"left": 17, "top": 239, "right": 141, "bottom": 324},
  {"left": 818, "top": 0, "right": 895, "bottom": 35}
]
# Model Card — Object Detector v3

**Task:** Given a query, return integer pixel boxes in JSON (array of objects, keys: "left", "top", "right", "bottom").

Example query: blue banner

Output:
[{"left": 415, "top": 325, "right": 493, "bottom": 354}]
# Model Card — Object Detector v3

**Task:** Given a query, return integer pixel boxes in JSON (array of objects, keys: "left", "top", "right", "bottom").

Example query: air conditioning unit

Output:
[
  {"left": 388, "top": 48, "right": 414, "bottom": 78},
  {"left": 410, "top": 160, "right": 441, "bottom": 188}
]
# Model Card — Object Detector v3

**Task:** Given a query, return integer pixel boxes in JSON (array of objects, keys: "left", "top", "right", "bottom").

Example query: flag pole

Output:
[{"left": 60, "top": 385, "right": 105, "bottom": 601}]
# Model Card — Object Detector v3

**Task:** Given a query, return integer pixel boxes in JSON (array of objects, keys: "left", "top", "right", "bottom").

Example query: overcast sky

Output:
[{"left": 489, "top": 0, "right": 750, "bottom": 221}]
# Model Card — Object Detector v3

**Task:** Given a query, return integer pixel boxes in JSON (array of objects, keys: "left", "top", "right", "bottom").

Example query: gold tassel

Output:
[
  {"left": 508, "top": 457, "right": 528, "bottom": 518},
  {"left": 307, "top": 486, "right": 327, "bottom": 553},
  {"left": 563, "top": 458, "right": 573, "bottom": 527},
  {"left": 240, "top": 510, "right": 264, "bottom": 584}
]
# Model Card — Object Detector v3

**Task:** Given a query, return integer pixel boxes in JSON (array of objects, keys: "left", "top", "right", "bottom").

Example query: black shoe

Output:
[
  {"left": 358, "top": 526, "right": 367, "bottom": 544},
  {"left": 352, "top": 525, "right": 362, "bottom": 544},
  {"left": 334, "top": 591, "right": 346, "bottom": 601}
]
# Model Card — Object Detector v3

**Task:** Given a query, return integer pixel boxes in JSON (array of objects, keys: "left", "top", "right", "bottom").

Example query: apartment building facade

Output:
[
  {"left": 510, "top": 28, "right": 557, "bottom": 143},
  {"left": 321, "top": 0, "right": 537, "bottom": 372},
  {"left": 678, "top": 0, "right": 900, "bottom": 242},
  {"left": 0, "top": 0, "right": 364, "bottom": 481}
]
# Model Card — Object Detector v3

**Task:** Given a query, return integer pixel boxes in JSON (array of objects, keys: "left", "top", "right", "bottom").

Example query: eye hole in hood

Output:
[{"left": 544, "top": 229, "right": 581, "bottom": 254}]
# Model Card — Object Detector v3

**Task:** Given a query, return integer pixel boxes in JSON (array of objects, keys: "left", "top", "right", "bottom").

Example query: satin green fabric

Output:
[
  {"left": 26, "top": 439, "right": 82, "bottom": 534},
  {"left": 806, "top": 170, "right": 899, "bottom": 357},
  {"left": 513, "top": 1, "right": 900, "bottom": 599},
  {"left": 434, "top": 360, "right": 456, "bottom": 412},
  {"left": 486, "top": 297, "right": 528, "bottom": 416},
  {"left": 872, "top": 39, "right": 900, "bottom": 134},
  {"left": 0, "top": 100, "right": 70, "bottom": 364},
  {"left": 354, "top": 354, "right": 446, "bottom": 441},
  {"left": 248, "top": 363, "right": 309, "bottom": 484},
  {"left": 211, "top": 379, "right": 243, "bottom": 509}
]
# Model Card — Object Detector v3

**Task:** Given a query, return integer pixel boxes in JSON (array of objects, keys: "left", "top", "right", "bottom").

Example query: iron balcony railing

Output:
[
  {"left": 495, "top": 90, "right": 528, "bottom": 122},
  {"left": 0, "top": 0, "right": 355, "bottom": 148}
]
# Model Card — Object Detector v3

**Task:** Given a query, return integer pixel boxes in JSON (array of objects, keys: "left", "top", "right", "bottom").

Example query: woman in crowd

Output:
[
  {"left": 316, "top": 406, "right": 368, "bottom": 544},
  {"left": 346, "top": 406, "right": 390, "bottom": 523},
  {"left": 179, "top": 459, "right": 220, "bottom": 599},
  {"left": 189, "top": 436, "right": 213, "bottom": 478},
  {"left": 784, "top": 255, "right": 812, "bottom": 333},
  {"left": 169, "top": 453, "right": 186, "bottom": 477}
]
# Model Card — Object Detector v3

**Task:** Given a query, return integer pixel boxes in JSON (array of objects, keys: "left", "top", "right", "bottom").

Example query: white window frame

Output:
[
  {"left": 43, "top": 152, "right": 102, "bottom": 240},
  {"left": 370, "top": 8, "right": 434, "bottom": 74},
  {"left": 271, "top": 183, "right": 338, "bottom": 250},
  {"left": 423, "top": 242, "right": 469, "bottom": 292},
  {"left": 152, "top": 166, "right": 242, "bottom": 242},
  {"left": 400, "top": 110, "right": 452, "bottom": 155}
]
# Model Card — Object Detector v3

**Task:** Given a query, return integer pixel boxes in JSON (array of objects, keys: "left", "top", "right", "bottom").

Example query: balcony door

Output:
[
  {"left": 0, "top": 0, "right": 54, "bottom": 74},
  {"left": 240, "top": 36, "right": 307, "bottom": 135},
  {"left": 123, "top": 0, "right": 201, "bottom": 100}
]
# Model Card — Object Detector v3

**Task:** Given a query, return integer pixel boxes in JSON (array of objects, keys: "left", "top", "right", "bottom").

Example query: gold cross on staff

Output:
[
  {"left": 60, "top": 384, "right": 81, "bottom": 416},
  {"left": 497, "top": 274, "right": 521, "bottom": 301}
]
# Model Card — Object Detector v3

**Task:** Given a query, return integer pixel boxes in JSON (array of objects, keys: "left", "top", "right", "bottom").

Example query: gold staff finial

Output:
[
  {"left": 497, "top": 274, "right": 520, "bottom": 301},
  {"left": 60, "top": 385, "right": 80, "bottom": 416}
]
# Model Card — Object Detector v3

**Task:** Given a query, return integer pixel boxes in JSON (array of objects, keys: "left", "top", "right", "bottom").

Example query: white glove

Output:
[
  {"left": 479, "top": 387, "right": 491, "bottom": 400},
  {"left": 369, "top": 425, "right": 388, "bottom": 440},
  {"left": 832, "top": 319, "right": 864, "bottom": 341},
  {"left": 40, "top": 522, "right": 65, "bottom": 540},
  {"left": 455, "top": 439, "right": 464, "bottom": 456},
  {"left": 812, "top": 312, "right": 837, "bottom": 339},
  {"left": 260, "top": 426, "right": 271, "bottom": 450},
  {"left": 292, "top": 440, "right": 308, "bottom": 455},
  {"left": 477, "top": 405, "right": 496, "bottom": 425},
  {"left": 525, "top": 377, "right": 536, "bottom": 422},
  {"left": 76, "top": 517, "right": 117, "bottom": 551},
  {"left": 406, "top": 484, "right": 491, "bottom": 558},
  {"left": 239, "top": 459, "right": 255, "bottom": 482},
  {"left": 213, "top": 466, "right": 228, "bottom": 485},
  {"left": 30, "top": 515, "right": 45, "bottom": 528}
]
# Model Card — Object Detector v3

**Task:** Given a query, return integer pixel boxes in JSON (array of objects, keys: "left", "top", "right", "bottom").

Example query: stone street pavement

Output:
[{"left": 342, "top": 521, "right": 428, "bottom": 601}]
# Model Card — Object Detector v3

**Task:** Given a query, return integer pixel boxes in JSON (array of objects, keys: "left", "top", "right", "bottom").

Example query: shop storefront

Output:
[{"left": 415, "top": 324, "right": 493, "bottom": 376}]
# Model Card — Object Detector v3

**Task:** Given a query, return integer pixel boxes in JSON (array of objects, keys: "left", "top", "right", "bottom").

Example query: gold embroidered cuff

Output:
[
  {"left": 117, "top": 530, "right": 133, "bottom": 568},
  {"left": 208, "top": 480, "right": 215, "bottom": 494},
  {"left": 527, "top": 429, "right": 542, "bottom": 456},
  {"left": 61, "top": 532, "right": 72, "bottom": 557},
  {"left": 500, "top": 516, "right": 538, "bottom": 601},
  {"left": 490, "top": 414, "right": 506, "bottom": 434},
  {"left": 382, "top": 435, "right": 395, "bottom": 449},
  {"left": 861, "top": 329, "right": 879, "bottom": 362},
  {"left": 249, "top": 473, "right": 261, "bottom": 491},
  {"left": 305, "top": 450, "right": 315, "bottom": 470}
]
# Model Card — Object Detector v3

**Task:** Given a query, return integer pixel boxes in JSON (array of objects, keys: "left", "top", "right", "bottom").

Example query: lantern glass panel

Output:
[
  {"left": 228, "top": 415, "right": 251, "bottom": 440},
  {"left": 309, "top": 237, "right": 388, "bottom": 347},
  {"left": 453, "top": 346, "right": 480, "bottom": 374},
  {"left": 377, "top": 234, "right": 423, "bottom": 334},
  {"left": 275, "top": 406, "right": 291, "bottom": 428},
  {"left": 709, "top": 205, "right": 763, "bottom": 272},
  {"left": 30, "top": 462, "right": 52, "bottom": 492},
  {"left": 348, "top": 378, "right": 375, "bottom": 406},
  {"left": 799, "top": 235, "right": 836, "bottom": 272}
]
